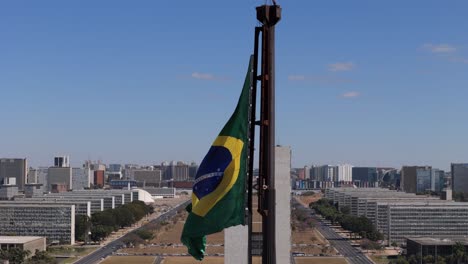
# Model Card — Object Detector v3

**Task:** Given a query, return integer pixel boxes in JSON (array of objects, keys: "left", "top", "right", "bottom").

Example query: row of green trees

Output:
[
  {"left": 310, "top": 198, "right": 383, "bottom": 242},
  {"left": 75, "top": 200, "right": 154, "bottom": 242},
  {"left": 0, "top": 249, "right": 56, "bottom": 264}
]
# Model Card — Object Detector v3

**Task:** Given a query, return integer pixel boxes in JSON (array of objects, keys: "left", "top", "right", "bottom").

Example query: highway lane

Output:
[
  {"left": 74, "top": 200, "right": 190, "bottom": 264},
  {"left": 293, "top": 199, "right": 374, "bottom": 264}
]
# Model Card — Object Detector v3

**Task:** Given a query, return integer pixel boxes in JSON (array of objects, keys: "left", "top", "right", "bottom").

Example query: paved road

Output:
[
  {"left": 293, "top": 199, "right": 374, "bottom": 264},
  {"left": 74, "top": 200, "right": 190, "bottom": 264}
]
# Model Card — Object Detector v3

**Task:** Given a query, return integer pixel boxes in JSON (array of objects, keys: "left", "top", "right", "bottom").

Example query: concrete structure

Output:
[
  {"left": 224, "top": 225, "right": 249, "bottom": 264},
  {"left": 173, "top": 162, "right": 189, "bottom": 181},
  {"left": 189, "top": 162, "right": 198, "bottom": 180},
  {"left": 407, "top": 237, "right": 468, "bottom": 258},
  {"left": 48, "top": 167, "right": 72, "bottom": 191},
  {"left": 352, "top": 167, "right": 378, "bottom": 187},
  {"left": 24, "top": 184, "right": 44, "bottom": 198},
  {"left": 36, "top": 168, "right": 48, "bottom": 187},
  {"left": 134, "top": 170, "right": 162, "bottom": 187},
  {"left": 401, "top": 166, "right": 440, "bottom": 193},
  {"left": 431, "top": 169, "right": 445, "bottom": 193},
  {"left": 274, "top": 145, "right": 291, "bottom": 263},
  {"left": 337, "top": 164, "right": 353, "bottom": 182},
  {"left": 451, "top": 163, "right": 468, "bottom": 194},
  {"left": 110, "top": 180, "right": 137, "bottom": 189},
  {"left": 93, "top": 170, "right": 105, "bottom": 188},
  {"left": 54, "top": 156, "right": 70, "bottom": 168},
  {"left": 0, "top": 236, "right": 46, "bottom": 256},
  {"left": 72, "top": 167, "right": 91, "bottom": 190},
  {"left": 144, "top": 187, "right": 176, "bottom": 198},
  {"left": 225, "top": 146, "right": 291, "bottom": 264},
  {"left": 0, "top": 185, "right": 19, "bottom": 200},
  {"left": 0, "top": 204, "right": 75, "bottom": 244},
  {"left": 0, "top": 159, "right": 27, "bottom": 190},
  {"left": 304, "top": 166, "right": 310, "bottom": 180},
  {"left": 27, "top": 169, "right": 37, "bottom": 184},
  {"left": 311, "top": 165, "right": 338, "bottom": 182},
  {"left": 325, "top": 188, "right": 468, "bottom": 245}
]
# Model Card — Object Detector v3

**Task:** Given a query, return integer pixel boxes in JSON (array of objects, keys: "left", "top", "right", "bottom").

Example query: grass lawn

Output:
[
  {"left": 100, "top": 256, "right": 156, "bottom": 264},
  {"left": 161, "top": 257, "right": 262, "bottom": 264},
  {"left": 294, "top": 257, "right": 348, "bottom": 264},
  {"left": 371, "top": 255, "right": 391, "bottom": 264},
  {"left": 50, "top": 246, "right": 99, "bottom": 264}
]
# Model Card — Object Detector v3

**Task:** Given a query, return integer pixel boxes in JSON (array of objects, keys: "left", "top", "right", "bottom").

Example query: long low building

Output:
[
  {"left": 324, "top": 188, "right": 468, "bottom": 245},
  {"left": 0, "top": 200, "right": 93, "bottom": 217},
  {"left": 0, "top": 204, "right": 75, "bottom": 245},
  {"left": 407, "top": 237, "right": 468, "bottom": 258},
  {"left": 0, "top": 236, "right": 46, "bottom": 256},
  {"left": 0, "top": 189, "right": 155, "bottom": 245}
]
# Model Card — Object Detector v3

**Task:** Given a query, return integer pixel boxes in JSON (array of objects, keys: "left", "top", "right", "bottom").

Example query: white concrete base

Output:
[{"left": 224, "top": 224, "right": 249, "bottom": 264}]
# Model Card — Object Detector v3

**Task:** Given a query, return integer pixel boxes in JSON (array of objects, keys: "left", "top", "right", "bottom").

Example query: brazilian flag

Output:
[{"left": 181, "top": 57, "right": 252, "bottom": 260}]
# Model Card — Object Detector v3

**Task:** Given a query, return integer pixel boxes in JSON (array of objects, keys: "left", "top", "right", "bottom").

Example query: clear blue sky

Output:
[{"left": 1, "top": 1, "right": 467, "bottom": 170}]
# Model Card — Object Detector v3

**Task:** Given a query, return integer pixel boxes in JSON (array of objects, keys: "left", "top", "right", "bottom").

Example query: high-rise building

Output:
[
  {"left": 48, "top": 167, "right": 72, "bottom": 191},
  {"left": 72, "top": 166, "right": 91, "bottom": 190},
  {"left": 401, "top": 166, "right": 440, "bottom": 193},
  {"left": 174, "top": 162, "right": 189, "bottom": 181},
  {"left": 311, "top": 165, "right": 337, "bottom": 182},
  {"left": 352, "top": 167, "right": 378, "bottom": 187},
  {"left": 36, "top": 167, "right": 48, "bottom": 187},
  {"left": 431, "top": 168, "right": 445, "bottom": 193},
  {"left": 27, "top": 168, "right": 38, "bottom": 184},
  {"left": 0, "top": 158, "right": 27, "bottom": 190},
  {"left": 337, "top": 164, "right": 353, "bottom": 182},
  {"left": 107, "top": 164, "right": 123, "bottom": 181},
  {"left": 452, "top": 163, "right": 468, "bottom": 194},
  {"left": 134, "top": 170, "right": 162, "bottom": 187},
  {"left": 189, "top": 162, "right": 198, "bottom": 180},
  {"left": 93, "top": 170, "right": 105, "bottom": 188},
  {"left": 304, "top": 166, "right": 310, "bottom": 179},
  {"left": 54, "top": 156, "right": 70, "bottom": 168}
]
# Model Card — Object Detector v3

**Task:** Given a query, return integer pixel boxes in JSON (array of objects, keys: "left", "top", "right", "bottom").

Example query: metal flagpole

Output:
[
  {"left": 248, "top": 26, "right": 262, "bottom": 264},
  {"left": 256, "top": 4, "right": 281, "bottom": 264}
]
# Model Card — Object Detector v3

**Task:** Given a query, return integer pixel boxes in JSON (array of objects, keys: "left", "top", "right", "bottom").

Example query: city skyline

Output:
[{"left": 1, "top": 1, "right": 468, "bottom": 170}]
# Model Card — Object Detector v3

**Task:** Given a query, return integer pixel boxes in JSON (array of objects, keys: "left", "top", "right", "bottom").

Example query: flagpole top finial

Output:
[{"left": 256, "top": 5, "right": 281, "bottom": 27}]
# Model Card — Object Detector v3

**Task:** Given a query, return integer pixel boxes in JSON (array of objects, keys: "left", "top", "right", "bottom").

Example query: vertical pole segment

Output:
[
  {"left": 256, "top": 4, "right": 281, "bottom": 264},
  {"left": 247, "top": 27, "right": 262, "bottom": 264}
]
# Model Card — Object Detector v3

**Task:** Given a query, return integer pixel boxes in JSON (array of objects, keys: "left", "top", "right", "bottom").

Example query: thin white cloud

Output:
[
  {"left": 288, "top": 74, "right": 355, "bottom": 84},
  {"left": 288, "top": 75, "right": 306, "bottom": 81},
  {"left": 191, "top": 72, "right": 216, "bottom": 80},
  {"left": 328, "top": 62, "right": 355, "bottom": 72},
  {"left": 422, "top": 43, "right": 457, "bottom": 53},
  {"left": 449, "top": 56, "right": 468, "bottom": 64},
  {"left": 341, "top": 91, "right": 360, "bottom": 98}
]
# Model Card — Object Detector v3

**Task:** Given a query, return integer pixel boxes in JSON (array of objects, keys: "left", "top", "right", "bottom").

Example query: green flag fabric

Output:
[{"left": 181, "top": 57, "right": 252, "bottom": 260}]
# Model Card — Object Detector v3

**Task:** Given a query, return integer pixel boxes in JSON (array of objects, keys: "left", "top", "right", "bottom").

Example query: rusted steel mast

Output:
[{"left": 255, "top": 4, "right": 281, "bottom": 264}]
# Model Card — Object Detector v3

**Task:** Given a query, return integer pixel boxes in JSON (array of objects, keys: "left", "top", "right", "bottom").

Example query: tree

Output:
[
  {"left": 122, "top": 233, "right": 144, "bottom": 247},
  {"left": 25, "top": 250, "right": 57, "bottom": 264},
  {"left": 423, "top": 255, "right": 435, "bottom": 264},
  {"left": 408, "top": 255, "right": 419, "bottom": 264},
  {"left": 435, "top": 256, "right": 446, "bottom": 264},
  {"left": 113, "top": 207, "right": 135, "bottom": 228},
  {"left": 391, "top": 242, "right": 398, "bottom": 247},
  {"left": 453, "top": 242, "right": 465, "bottom": 264},
  {"left": 135, "top": 229, "right": 154, "bottom": 240},
  {"left": 390, "top": 256, "right": 409, "bottom": 264},
  {"left": 0, "top": 248, "right": 30, "bottom": 264},
  {"left": 340, "top": 205, "right": 351, "bottom": 215},
  {"left": 90, "top": 225, "right": 113, "bottom": 241},
  {"left": 75, "top": 215, "right": 91, "bottom": 242}
]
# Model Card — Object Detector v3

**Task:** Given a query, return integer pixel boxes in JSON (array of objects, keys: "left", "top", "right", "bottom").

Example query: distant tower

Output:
[
  {"left": 304, "top": 166, "right": 310, "bottom": 179},
  {"left": 54, "top": 156, "right": 70, "bottom": 167}
]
